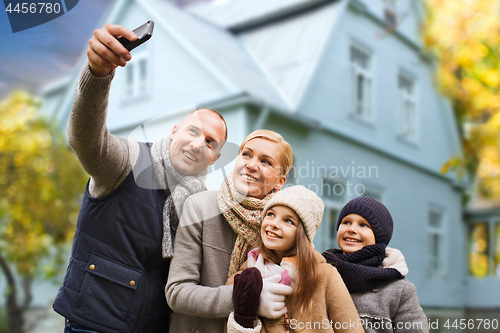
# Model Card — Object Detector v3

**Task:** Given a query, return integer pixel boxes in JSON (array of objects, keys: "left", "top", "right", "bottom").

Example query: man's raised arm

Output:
[{"left": 67, "top": 24, "right": 140, "bottom": 197}]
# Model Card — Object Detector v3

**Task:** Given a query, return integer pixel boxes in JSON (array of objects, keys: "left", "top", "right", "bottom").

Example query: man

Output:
[{"left": 53, "top": 24, "right": 227, "bottom": 333}]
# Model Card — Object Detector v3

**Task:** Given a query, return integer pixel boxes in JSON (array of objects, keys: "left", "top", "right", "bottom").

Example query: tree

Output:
[
  {"left": 0, "top": 92, "right": 87, "bottom": 333},
  {"left": 423, "top": 0, "right": 500, "bottom": 202}
]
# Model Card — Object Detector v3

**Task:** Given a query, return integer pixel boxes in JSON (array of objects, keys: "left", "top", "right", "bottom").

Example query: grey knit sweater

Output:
[{"left": 67, "top": 63, "right": 140, "bottom": 197}]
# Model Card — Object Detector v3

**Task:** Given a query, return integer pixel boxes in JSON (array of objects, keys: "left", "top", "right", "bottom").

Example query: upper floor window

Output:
[
  {"left": 383, "top": 0, "right": 398, "bottom": 29},
  {"left": 428, "top": 208, "right": 446, "bottom": 276},
  {"left": 469, "top": 221, "right": 500, "bottom": 277},
  {"left": 384, "top": 7, "right": 397, "bottom": 29},
  {"left": 398, "top": 73, "right": 417, "bottom": 141},
  {"left": 123, "top": 52, "right": 149, "bottom": 100},
  {"left": 350, "top": 45, "right": 372, "bottom": 121}
]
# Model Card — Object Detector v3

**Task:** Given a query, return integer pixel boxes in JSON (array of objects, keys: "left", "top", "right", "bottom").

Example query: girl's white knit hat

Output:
[{"left": 263, "top": 185, "right": 325, "bottom": 243}]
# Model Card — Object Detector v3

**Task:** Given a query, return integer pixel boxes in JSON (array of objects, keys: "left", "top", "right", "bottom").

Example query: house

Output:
[{"left": 39, "top": 0, "right": 498, "bottom": 329}]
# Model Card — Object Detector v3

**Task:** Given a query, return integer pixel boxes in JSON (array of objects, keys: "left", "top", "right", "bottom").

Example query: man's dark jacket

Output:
[{"left": 54, "top": 142, "right": 171, "bottom": 333}]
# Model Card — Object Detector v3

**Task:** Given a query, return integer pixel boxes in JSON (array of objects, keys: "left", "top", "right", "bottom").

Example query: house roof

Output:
[
  {"left": 143, "top": 0, "right": 289, "bottom": 109},
  {"left": 237, "top": 0, "right": 345, "bottom": 109},
  {"left": 186, "top": 0, "right": 331, "bottom": 30},
  {"left": 185, "top": 0, "right": 346, "bottom": 109},
  {"left": 42, "top": 0, "right": 348, "bottom": 113}
]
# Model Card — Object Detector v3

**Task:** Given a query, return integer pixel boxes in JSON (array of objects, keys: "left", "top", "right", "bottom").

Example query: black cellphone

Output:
[{"left": 118, "top": 21, "right": 154, "bottom": 51}]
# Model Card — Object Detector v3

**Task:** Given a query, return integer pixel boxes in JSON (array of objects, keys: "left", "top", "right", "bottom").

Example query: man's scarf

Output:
[
  {"left": 151, "top": 138, "right": 207, "bottom": 258},
  {"left": 322, "top": 244, "right": 403, "bottom": 293},
  {"left": 218, "top": 173, "right": 275, "bottom": 276}
]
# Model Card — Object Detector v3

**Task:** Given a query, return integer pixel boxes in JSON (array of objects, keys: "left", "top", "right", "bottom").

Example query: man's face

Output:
[{"left": 169, "top": 110, "right": 226, "bottom": 175}]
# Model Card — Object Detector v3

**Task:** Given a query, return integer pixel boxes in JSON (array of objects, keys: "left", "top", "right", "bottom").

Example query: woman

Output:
[{"left": 166, "top": 130, "right": 294, "bottom": 333}]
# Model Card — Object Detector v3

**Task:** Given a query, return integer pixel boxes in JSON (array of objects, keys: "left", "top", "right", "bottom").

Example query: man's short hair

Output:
[{"left": 180, "top": 108, "right": 228, "bottom": 142}]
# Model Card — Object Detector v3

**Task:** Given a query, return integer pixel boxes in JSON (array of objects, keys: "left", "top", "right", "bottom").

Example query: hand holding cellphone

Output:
[{"left": 118, "top": 21, "right": 154, "bottom": 51}]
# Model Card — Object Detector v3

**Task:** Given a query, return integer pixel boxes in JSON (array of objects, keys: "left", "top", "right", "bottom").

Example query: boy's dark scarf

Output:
[{"left": 322, "top": 244, "right": 403, "bottom": 293}]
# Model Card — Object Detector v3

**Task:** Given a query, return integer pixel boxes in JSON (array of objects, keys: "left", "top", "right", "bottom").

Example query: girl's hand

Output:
[{"left": 258, "top": 274, "right": 293, "bottom": 319}]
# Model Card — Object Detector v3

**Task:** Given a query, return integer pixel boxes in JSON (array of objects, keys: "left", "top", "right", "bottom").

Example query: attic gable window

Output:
[
  {"left": 123, "top": 53, "right": 149, "bottom": 100},
  {"left": 384, "top": 7, "right": 397, "bottom": 29},
  {"left": 383, "top": 0, "right": 398, "bottom": 29},
  {"left": 350, "top": 44, "right": 372, "bottom": 121},
  {"left": 398, "top": 73, "right": 417, "bottom": 141}
]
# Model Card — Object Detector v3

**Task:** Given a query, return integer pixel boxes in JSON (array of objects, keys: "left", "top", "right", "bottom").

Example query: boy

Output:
[{"left": 323, "top": 196, "right": 429, "bottom": 333}]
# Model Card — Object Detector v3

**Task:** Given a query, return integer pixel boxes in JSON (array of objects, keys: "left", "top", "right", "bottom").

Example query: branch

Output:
[
  {"left": 0, "top": 251, "right": 19, "bottom": 312},
  {"left": 21, "top": 276, "right": 33, "bottom": 311}
]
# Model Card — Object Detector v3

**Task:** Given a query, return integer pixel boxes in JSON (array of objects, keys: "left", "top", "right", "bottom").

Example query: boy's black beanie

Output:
[{"left": 336, "top": 196, "right": 393, "bottom": 246}]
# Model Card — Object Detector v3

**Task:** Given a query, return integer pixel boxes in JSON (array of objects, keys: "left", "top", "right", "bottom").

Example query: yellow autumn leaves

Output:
[
  {"left": 0, "top": 92, "right": 87, "bottom": 276},
  {"left": 424, "top": 0, "right": 500, "bottom": 200}
]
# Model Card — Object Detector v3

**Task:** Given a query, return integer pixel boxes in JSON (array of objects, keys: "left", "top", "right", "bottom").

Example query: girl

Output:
[
  {"left": 226, "top": 185, "right": 364, "bottom": 333},
  {"left": 322, "top": 196, "right": 428, "bottom": 333},
  {"left": 166, "top": 130, "right": 295, "bottom": 333}
]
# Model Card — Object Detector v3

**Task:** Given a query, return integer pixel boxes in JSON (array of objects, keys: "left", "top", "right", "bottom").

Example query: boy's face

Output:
[
  {"left": 261, "top": 205, "right": 299, "bottom": 259},
  {"left": 337, "top": 213, "right": 376, "bottom": 253}
]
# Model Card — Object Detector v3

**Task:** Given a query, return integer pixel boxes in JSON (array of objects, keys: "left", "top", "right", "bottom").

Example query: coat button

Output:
[
  {"left": 89, "top": 264, "right": 95, "bottom": 270},
  {"left": 130, "top": 280, "right": 136, "bottom": 287}
]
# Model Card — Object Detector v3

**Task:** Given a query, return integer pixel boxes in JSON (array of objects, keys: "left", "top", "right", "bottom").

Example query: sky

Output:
[{"left": 0, "top": 0, "right": 116, "bottom": 98}]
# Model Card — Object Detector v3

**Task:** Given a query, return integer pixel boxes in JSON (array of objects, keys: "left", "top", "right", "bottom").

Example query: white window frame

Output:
[
  {"left": 122, "top": 52, "right": 149, "bottom": 100},
  {"left": 350, "top": 44, "right": 373, "bottom": 121},
  {"left": 428, "top": 208, "right": 446, "bottom": 277},
  {"left": 398, "top": 72, "right": 418, "bottom": 141}
]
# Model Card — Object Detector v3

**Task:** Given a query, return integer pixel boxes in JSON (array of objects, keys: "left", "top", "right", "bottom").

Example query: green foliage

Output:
[
  {"left": 0, "top": 91, "right": 87, "bottom": 278},
  {"left": 0, "top": 307, "right": 7, "bottom": 333}
]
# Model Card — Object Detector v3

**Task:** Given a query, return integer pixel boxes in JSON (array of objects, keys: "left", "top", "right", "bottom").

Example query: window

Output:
[
  {"left": 384, "top": 7, "right": 397, "bottom": 29},
  {"left": 469, "top": 222, "right": 489, "bottom": 277},
  {"left": 428, "top": 209, "right": 445, "bottom": 276},
  {"left": 321, "top": 178, "right": 346, "bottom": 203},
  {"left": 123, "top": 53, "right": 149, "bottom": 99},
  {"left": 398, "top": 73, "right": 417, "bottom": 140},
  {"left": 383, "top": 0, "right": 398, "bottom": 29},
  {"left": 350, "top": 45, "right": 372, "bottom": 120},
  {"left": 468, "top": 221, "right": 500, "bottom": 277}
]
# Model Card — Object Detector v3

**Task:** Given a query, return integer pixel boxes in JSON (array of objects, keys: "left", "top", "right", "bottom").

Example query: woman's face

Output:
[{"left": 232, "top": 138, "right": 286, "bottom": 199}]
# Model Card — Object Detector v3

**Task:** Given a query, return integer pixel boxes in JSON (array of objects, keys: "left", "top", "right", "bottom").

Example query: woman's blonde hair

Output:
[{"left": 239, "top": 130, "right": 293, "bottom": 176}]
